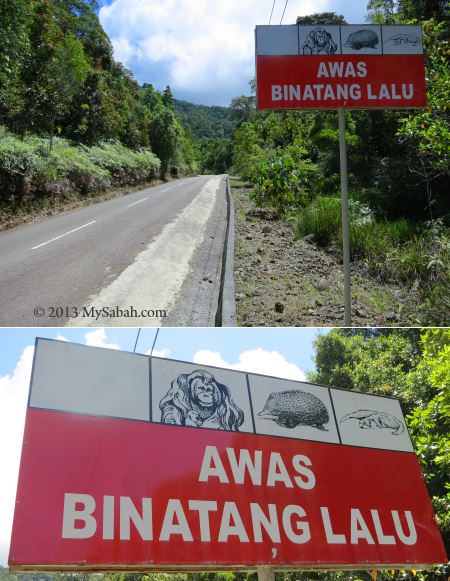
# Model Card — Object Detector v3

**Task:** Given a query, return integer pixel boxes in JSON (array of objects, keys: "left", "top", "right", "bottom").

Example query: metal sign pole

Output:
[
  {"left": 257, "top": 566, "right": 275, "bottom": 581},
  {"left": 338, "top": 108, "right": 352, "bottom": 326}
]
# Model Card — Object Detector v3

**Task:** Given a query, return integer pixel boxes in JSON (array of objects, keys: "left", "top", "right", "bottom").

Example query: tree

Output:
[
  {"left": 366, "top": 0, "right": 399, "bottom": 22},
  {"left": 229, "top": 95, "right": 256, "bottom": 125},
  {"left": 20, "top": 0, "right": 89, "bottom": 149},
  {"left": 398, "top": 0, "right": 449, "bottom": 21},
  {"left": 0, "top": 0, "right": 29, "bottom": 125},
  {"left": 296, "top": 12, "right": 347, "bottom": 25},
  {"left": 162, "top": 85, "right": 174, "bottom": 108},
  {"left": 397, "top": 20, "right": 450, "bottom": 218},
  {"left": 148, "top": 103, "right": 181, "bottom": 178}
]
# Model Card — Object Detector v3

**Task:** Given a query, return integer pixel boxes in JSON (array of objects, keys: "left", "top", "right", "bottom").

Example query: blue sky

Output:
[
  {"left": 97, "top": 0, "right": 371, "bottom": 106},
  {"left": 0, "top": 326, "right": 329, "bottom": 566}
]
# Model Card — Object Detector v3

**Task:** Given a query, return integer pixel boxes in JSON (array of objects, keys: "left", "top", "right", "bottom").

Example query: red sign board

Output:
[
  {"left": 10, "top": 407, "right": 447, "bottom": 571},
  {"left": 255, "top": 25, "right": 427, "bottom": 110},
  {"left": 8, "top": 340, "right": 447, "bottom": 571},
  {"left": 256, "top": 55, "right": 427, "bottom": 110}
]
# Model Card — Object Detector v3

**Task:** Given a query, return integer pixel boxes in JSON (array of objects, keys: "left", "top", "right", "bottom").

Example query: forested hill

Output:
[
  {"left": 174, "top": 99, "right": 235, "bottom": 141},
  {"left": 0, "top": 0, "right": 201, "bottom": 217}
]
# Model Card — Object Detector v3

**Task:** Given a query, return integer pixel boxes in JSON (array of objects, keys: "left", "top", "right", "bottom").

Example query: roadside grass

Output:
[
  {"left": 293, "top": 194, "right": 449, "bottom": 324},
  {"left": 230, "top": 177, "right": 250, "bottom": 188}
]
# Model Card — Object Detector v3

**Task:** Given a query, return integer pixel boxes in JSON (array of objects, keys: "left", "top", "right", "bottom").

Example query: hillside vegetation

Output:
[{"left": 0, "top": 0, "right": 200, "bottom": 222}]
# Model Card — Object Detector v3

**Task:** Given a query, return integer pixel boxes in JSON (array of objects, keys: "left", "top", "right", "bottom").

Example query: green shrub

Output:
[
  {"left": 0, "top": 134, "right": 42, "bottom": 204},
  {"left": 251, "top": 151, "right": 317, "bottom": 216},
  {"left": 85, "top": 142, "right": 160, "bottom": 186},
  {"left": 0, "top": 129, "right": 162, "bottom": 216},
  {"left": 51, "top": 141, "right": 112, "bottom": 194}
]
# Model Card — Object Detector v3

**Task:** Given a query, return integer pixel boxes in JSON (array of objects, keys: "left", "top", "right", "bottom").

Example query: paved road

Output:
[{"left": 0, "top": 176, "right": 228, "bottom": 327}]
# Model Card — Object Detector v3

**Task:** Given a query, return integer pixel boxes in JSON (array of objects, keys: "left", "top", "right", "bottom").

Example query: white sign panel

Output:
[
  {"left": 255, "top": 24, "right": 299, "bottom": 55},
  {"left": 382, "top": 25, "right": 424, "bottom": 54},
  {"left": 30, "top": 339, "right": 150, "bottom": 421},
  {"left": 151, "top": 357, "right": 254, "bottom": 433},
  {"left": 298, "top": 26, "right": 342, "bottom": 55},
  {"left": 249, "top": 375, "right": 340, "bottom": 444},
  {"left": 330, "top": 389, "right": 414, "bottom": 452},
  {"left": 341, "top": 25, "right": 382, "bottom": 54}
]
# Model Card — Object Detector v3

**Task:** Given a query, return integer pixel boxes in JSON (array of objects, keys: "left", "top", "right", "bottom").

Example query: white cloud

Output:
[
  {"left": 99, "top": 0, "right": 333, "bottom": 104},
  {"left": 146, "top": 347, "right": 171, "bottom": 358},
  {"left": 55, "top": 333, "right": 68, "bottom": 341},
  {"left": 193, "top": 348, "right": 306, "bottom": 381},
  {"left": 0, "top": 346, "right": 34, "bottom": 567},
  {"left": 84, "top": 328, "right": 120, "bottom": 350}
]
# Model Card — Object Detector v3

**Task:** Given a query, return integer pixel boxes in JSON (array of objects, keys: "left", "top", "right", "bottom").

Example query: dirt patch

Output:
[{"left": 233, "top": 187, "right": 420, "bottom": 327}]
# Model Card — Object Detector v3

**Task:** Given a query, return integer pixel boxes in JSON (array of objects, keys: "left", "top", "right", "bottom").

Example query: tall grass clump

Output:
[
  {"left": 294, "top": 194, "right": 433, "bottom": 285},
  {"left": 295, "top": 196, "right": 342, "bottom": 246}
]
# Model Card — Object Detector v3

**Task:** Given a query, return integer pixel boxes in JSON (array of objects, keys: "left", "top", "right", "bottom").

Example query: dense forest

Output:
[
  {"left": 1, "top": 329, "right": 448, "bottom": 579},
  {"left": 0, "top": 0, "right": 215, "bottom": 223},
  {"left": 231, "top": 1, "right": 450, "bottom": 325}
]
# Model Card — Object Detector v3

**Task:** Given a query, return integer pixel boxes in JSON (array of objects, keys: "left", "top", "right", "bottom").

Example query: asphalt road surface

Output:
[{"left": 0, "top": 176, "right": 228, "bottom": 327}]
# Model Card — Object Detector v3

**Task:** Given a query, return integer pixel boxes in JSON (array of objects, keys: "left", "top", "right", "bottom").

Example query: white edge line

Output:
[
  {"left": 31, "top": 220, "right": 97, "bottom": 250},
  {"left": 128, "top": 197, "right": 149, "bottom": 208},
  {"left": 161, "top": 187, "right": 170, "bottom": 192}
]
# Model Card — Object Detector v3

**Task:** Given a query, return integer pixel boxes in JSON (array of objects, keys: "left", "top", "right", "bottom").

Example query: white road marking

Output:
[
  {"left": 69, "top": 177, "right": 222, "bottom": 326},
  {"left": 161, "top": 187, "right": 170, "bottom": 192},
  {"left": 128, "top": 197, "right": 149, "bottom": 208},
  {"left": 31, "top": 221, "right": 96, "bottom": 250}
]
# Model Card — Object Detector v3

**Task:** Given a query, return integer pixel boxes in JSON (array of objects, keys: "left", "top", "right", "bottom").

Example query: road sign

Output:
[
  {"left": 255, "top": 24, "right": 428, "bottom": 325},
  {"left": 9, "top": 339, "right": 447, "bottom": 571},
  {"left": 255, "top": 25, "right": 427, "bottom": 110}
]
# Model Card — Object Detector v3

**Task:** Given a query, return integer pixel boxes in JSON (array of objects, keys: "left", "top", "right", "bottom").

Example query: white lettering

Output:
[
  {"left": 317, "top": 62, "right": 329, "bottom": 78},
  {"left": 357, "top": 62, "right": 367, "bottom": 77},
  {"left": 337, "top": 85, "right": 349, "bottom": 100},
  {"left": 350, "top": 508, "right": 375, "bottom": 544},
  {"left": 62, "top": 493, "right": 97, "bottom": 539},
  {"left": 159, "top": 499, "right": 193, "bottom": 541},
  {"left": 289, "top": 85, "right": 301, "bottom": 100},
  {"left": 392, "top": 510, "right": 417, "bottom": 545},
  {"left": 282, "top": 505, "right": 311, "bottom": 544},
  {"left": 218, "top": 502, "right": 250, "bottom": 542},
  {"left": 320, "top": 507, "right": 347, "bottom": 544},
  {"left": 402, "top": 84, "right": 414, "bottom": 99},
  {"left": 350, "top": 84, "right": 362, "bottom": 100},
  {"left": 272, "top": 85, "right": 282, "bottom": 101},
  {"left": 250, "top": 503, "right": 281, "bottom": 543},
  {"left": 324, "top": 85, "right": 335, "bottom": 99},
  {"left": 391, "top": 84, "right": 401, "bottom": 100},
  {"left": 329, "top": 62, "right": 345, "bottom": 77},
  {"left": 103, "top": 496, "right": 114, "bottom": 540},
  {"left": 120, "top": 497, "right": 152, "bottom": 541},
  {"left": 371, "top": 510, "right": 396, "bottom": 544},
  {"left": 379, "top": 84, "right": 390, "bottom": 99},
  {"left": 198, "top": 445, "right": 229, "bottom": 483},
  {"left": 345, "top": 62, "right": 357, "bottom": 78},
  {"left": 226, "top": 448, "right": 262, "bottom": 485},
  {"left": 189, "top": 500, "right": 218, "bottom": 541},
  {"left": 303, "top": 85, "right": 315, "bottom": 100},
  {"left": 292, "top": 455, "right": 315, "bottom": 489},
  {"left": 367, "top": 84, "right": 377, "bottom": 99},
  {"left": 267, "top": 452, "right": 293, "bottom": 487}
]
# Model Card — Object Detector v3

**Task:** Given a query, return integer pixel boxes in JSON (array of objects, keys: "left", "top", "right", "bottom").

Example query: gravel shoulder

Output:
[{"left": 233, "top": 186, "right": 420, "bottom": 327}]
